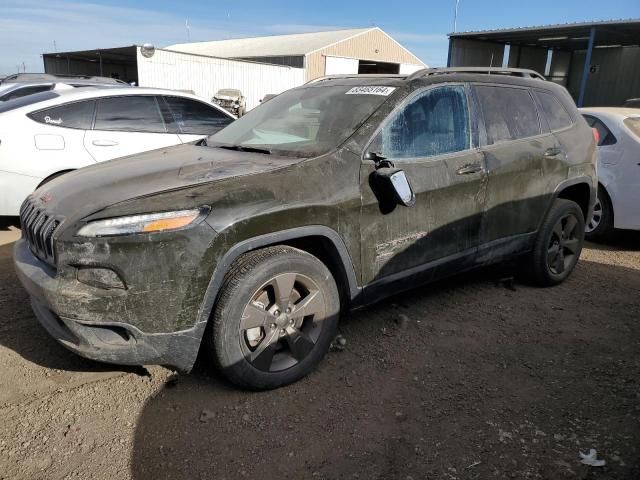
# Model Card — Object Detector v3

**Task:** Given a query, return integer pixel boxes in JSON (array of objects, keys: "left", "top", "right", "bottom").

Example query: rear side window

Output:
[
  {"left": 535, "top": 90, "right": 573, "bottom": 131},
  {"left": 583, "top": 115, "right": 617, "bottom": 146},
  {"left": 474, "top": 86, "right": 540, "bottom": 145},
  {"left": 371, "top": 85, "right": 470, "bottom": 159},
  {"left": 94, "top": 96, "right": 166, "bottom": 133},
  {"left": 28, "top": 100, "right": 95, "bottom": 129},
  {"left": 163, "top": 96, "right": 232, "bottom": 135},
  {"left": 0, "top": 84, "right": 53, "bottom": 102}
]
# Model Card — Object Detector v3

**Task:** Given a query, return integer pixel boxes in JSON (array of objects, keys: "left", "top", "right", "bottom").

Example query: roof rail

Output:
[{"left": 406, "top": 67, "right": 546, "bottom": 81}]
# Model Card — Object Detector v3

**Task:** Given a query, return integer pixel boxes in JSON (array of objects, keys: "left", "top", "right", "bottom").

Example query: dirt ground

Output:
[{"left": 0, "top": 228, "right": 638, "bottom": 480}]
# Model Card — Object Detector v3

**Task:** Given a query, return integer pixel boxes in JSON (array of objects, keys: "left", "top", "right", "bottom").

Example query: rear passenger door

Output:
[
  {"left": 83, "top": 95, "right": 181, "bottom": 162},
  {"left": 360, "top": 84, "right": 487, "bottom": 284},
  {"left": 473, "top": 84, "right": 559, "bottom": 254},
  {"left": 161, "top": 96, "right": 233, "bottom": 142}
]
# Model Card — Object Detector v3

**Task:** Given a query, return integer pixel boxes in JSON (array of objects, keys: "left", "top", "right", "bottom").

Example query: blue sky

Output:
[{"left": 1, "top": 0, "right": 639, "bottom": 74}]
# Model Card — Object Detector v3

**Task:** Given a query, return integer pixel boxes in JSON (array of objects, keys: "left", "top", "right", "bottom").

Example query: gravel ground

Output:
[{"left": 0, "top": 231, "right": 638, "bottom": 480}]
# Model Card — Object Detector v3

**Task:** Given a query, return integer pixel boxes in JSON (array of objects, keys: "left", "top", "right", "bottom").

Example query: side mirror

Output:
[{"left": 372, "top": 167, "right": 415, "bottom": 207}]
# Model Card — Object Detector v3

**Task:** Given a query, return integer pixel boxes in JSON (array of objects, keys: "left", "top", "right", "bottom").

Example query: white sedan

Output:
[
  {"left": 580, "top": 107, "right": 640, "bottom": 239},
  {"left": 0, "top": 87, "right": 234, "bottom": 216}
]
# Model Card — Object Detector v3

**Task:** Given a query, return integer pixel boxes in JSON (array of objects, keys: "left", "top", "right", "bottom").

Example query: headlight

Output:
[{"left": 76, "top": 208, "right": 204, "bottom": 237}]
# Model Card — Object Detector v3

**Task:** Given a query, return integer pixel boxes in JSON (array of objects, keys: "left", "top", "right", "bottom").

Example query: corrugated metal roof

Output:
[
  {"left": 166, "top": 28, "right": 375, "bottom": 57},
  {"left": 449, "top": 18, "right": 640, "bottom": 37}
]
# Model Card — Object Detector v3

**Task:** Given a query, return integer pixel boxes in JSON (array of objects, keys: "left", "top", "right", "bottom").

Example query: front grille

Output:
[{"left": 19, "top": 197, "right": 63, "bottom": 267}]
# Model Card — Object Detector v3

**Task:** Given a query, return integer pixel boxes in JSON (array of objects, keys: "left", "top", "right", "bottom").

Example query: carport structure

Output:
[{"left": 447, "top": 19, "right": 640, "bottom": 107}]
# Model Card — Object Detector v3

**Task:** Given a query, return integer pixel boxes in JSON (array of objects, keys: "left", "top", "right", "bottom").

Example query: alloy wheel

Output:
[
  {"left": 547, "top": 213, "right": 581, "bottom": 275},
  {"left": 585, "top": 197, "right": 602, "bottom": 233},
  {"left": 239, "top": 272, "right": 326, "bottom": 372}
]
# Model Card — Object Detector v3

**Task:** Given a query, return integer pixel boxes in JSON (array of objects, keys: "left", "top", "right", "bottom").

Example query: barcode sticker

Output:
[{"left": 345, "top": 86, "right": 396, "bottom": 96}]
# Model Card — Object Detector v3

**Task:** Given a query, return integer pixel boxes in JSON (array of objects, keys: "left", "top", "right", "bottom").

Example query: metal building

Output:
[
  {"left": 447, "top": 19, "right": 640, "bottom": 107},
  {"left": 42, "top": 46, "right": 305, "bottom": 110},
  {"left": 168, "top": 27, "right": 426, "bottom": 81}
]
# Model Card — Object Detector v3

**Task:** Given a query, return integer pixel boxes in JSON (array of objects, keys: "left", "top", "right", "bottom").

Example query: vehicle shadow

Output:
[
  {"left": 0, "top": 241, "right": 143, "bottom": 374},
  {"left": 585, "top": 230, "right": 640, "bottom": 251},
  {"left": 0, "top": 216, "right": 20, "bottom": 230},
  {"left": 129, "top": 258, "right": 640, "bottom": 480}
]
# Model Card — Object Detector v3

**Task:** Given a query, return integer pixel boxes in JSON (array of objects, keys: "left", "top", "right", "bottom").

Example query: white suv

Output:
[{"left": 0, "top": 87, "right": 234, "bottom": 216}]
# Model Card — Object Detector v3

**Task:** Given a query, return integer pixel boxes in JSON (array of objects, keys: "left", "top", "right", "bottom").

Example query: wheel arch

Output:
[
  {"left": 555, "top": 179, "right": 593, "bottom": 221},
  {"left": 194, "top": 226, "right": 361, "bottom": 346}
]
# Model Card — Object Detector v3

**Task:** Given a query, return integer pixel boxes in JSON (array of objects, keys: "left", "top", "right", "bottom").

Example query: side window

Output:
[
  {"left": 164, "top": 97, "right": 232, "bottom": 135},
  {"left": 475, "top": 85, "right": 540, "bottom": 145},
  {"left": 582, "top": 115, "right": 617, "bottom": 146},
  {"left": 371, "top": 85, "right": 470, "bottom": 159},
  {"left": 0, "top": 84, "right": 53, "bottom": 102},
  {"left": 28, "top": 100, "right": 95, "bottom": 129},
  {"left": 94, "top": 96, "right": 166, "bottom": 133},
  {"left": 534, "top": 90, "right": 573, "bottom": 131}
]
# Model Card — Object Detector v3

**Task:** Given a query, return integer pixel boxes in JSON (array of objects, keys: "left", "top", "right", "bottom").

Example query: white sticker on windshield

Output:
[{"left": 345, "top": 86, "right": 396, "bottom": 96}]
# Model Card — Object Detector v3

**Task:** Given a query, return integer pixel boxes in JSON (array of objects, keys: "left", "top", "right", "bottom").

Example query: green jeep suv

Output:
[{"left": 14, "top": 68, "right": 597, "bottom": 390}]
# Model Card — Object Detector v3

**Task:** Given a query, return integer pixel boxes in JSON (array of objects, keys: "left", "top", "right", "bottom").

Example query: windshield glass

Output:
[
  {"left": 208, "top": 84, "right": 395, "bottom": 156},
  {"left": 0, "top": 91, "right": 58, "bottom": 111},
  {"left": 623, "top": 117, "right": 640, "bottom": 139}
]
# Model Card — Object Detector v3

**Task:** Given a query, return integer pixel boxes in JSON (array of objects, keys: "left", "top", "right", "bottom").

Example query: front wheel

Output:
[
  {"left": 208, "top": 246, "right": 340, "bottom": 390},
  {"left": 526, "top": 199, "right": 585, "bottom": 286}
]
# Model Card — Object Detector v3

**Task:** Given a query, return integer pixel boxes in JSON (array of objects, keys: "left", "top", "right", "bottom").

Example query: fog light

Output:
[{"left": 77, "top": 267, "right": 125, "bottom": 290}]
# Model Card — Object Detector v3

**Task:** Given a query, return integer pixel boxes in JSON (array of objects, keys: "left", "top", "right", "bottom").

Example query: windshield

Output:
[
  {"left": 0, "top": 91, "right": 58, "bottom": 111},
  {"left": 208, "top": 84, "right": 394, "bottom": 156},
  {"left": 623, "top": 117, "right": 640, "bottom": 139}
]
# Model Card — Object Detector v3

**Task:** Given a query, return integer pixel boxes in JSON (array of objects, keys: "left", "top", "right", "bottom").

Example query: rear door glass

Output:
[
  {"left": 94, "top": 96, "right": 166, "bottom": 133},
  {"left": 534, "top": 90, "right": 573, "bottom": 131},
  {"left": 474, "top": 85, "right": 540, "bottom": 145},
  {"left": 163, "top": 96, "right": 232, "bottom": 134},
  {"left": 28, "top": 100, "right": 96, "bottom": 129}
]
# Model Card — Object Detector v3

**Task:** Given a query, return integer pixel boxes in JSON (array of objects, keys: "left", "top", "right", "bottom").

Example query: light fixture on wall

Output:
[{"left": 141, "top": 43, "right": 156, "bottom": 58}]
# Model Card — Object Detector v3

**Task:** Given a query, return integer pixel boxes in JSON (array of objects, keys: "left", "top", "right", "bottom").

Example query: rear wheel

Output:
[
  {"left": 208, "top": 246, "right": 340, "bottom": 390},
  {"left": 585, "top": 186, "right": 614, "bottom": 241},
  {"left": 526, "top": 199, "right": 585, "bottom": 286}
]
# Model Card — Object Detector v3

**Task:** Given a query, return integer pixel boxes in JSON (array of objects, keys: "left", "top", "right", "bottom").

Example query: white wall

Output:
[
  {"left": 325, "top": 56, "right": 359, "bottom": 75},
  {"left": 137, "top": 48, "right": 306, "bottom": 110},
  {"left": 399, "top": 63, "right": 424, "bottom": 74}
]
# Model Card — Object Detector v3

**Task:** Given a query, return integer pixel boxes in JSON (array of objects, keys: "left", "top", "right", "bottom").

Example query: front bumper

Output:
[{"left": 13, "top": 238, "right": 208, "bottom": 371}]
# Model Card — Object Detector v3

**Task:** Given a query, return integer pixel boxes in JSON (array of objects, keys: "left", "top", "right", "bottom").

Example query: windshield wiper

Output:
[{"left": 218, "top": 145, "right": 271, "bottom": 155}]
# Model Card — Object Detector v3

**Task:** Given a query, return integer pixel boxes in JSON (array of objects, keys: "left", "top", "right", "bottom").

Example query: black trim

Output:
[{"left": 194, "top": 225, "right": 361, "bottom": 341}]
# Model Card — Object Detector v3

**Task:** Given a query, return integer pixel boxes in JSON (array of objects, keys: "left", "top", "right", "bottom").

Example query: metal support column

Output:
[
  {"left": 447, "top": 38, "right": 453, "bottom": 67},
  {"left": 577, "top": 27, "right": 596, "bottom": 107}
]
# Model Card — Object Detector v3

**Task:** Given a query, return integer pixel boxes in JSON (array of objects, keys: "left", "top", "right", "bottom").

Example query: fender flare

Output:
[{"left": 189, "top": 226, "right": 361, "bottom": 359}]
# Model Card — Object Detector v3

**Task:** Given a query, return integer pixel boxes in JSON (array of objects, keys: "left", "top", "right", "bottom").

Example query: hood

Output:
[{"left": 32, "top": 143, "right": 303, "bottom": 225}]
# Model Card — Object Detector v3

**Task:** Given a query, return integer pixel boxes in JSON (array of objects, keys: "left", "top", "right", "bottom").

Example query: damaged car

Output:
[
  {"left": 212, "top": 88, "right": 246, "bottom": 117},
  {"left": 14, "top": 68, "right": 596, "bottom": 390}
]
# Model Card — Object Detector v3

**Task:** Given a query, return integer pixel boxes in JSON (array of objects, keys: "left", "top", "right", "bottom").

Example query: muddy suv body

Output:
[{"left": 14, "top": 68, "right": 596, "bottom": 389}]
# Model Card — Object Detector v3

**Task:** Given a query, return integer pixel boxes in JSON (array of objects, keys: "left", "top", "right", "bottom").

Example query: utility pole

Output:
[
  {"left": 186, "top": 19, "right": 191, "bottom": 42},
  {"left": 454, "top": 0, "right": 460, "bottom": 33}
]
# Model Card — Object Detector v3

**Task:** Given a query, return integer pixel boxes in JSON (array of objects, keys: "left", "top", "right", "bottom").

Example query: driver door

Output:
[{"left": 360, "top": 84, "right": 487, "bottom": 287}]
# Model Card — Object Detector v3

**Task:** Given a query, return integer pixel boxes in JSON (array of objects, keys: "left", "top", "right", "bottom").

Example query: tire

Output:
[
  {"left": 526, "top": 198, "right": 585, "bottom": 286},
  {"left": 585, "top": 186, "right": 614, "bottom": 242},
  {"left": 208, "top": 246, "right": 340, "bottom": 390}
]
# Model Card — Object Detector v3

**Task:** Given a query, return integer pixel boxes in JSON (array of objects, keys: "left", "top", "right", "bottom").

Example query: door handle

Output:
[
  {"left": 91, "top": 139, "right": 119, "bottom": 147},
  {"left": 544, "top": 147, "right": 563, "bottom": 158},
  {"left": 456, "top": 163, "right": 483, "bottom": 175}
]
